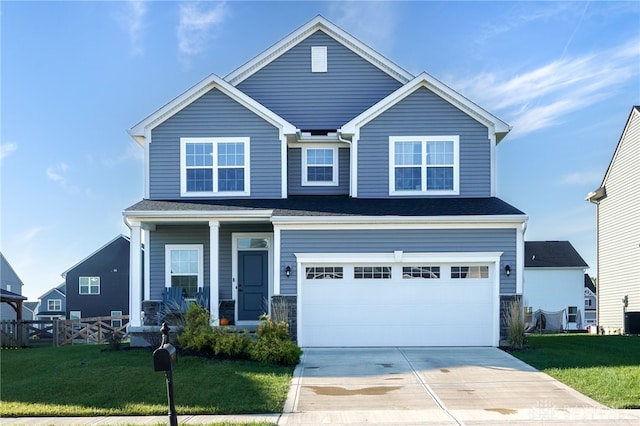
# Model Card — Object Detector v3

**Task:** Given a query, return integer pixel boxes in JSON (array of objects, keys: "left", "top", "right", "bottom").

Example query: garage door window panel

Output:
[
  {"left": 306, "top": 266, "right": 343, "bottom": 279},
  {"left": 402, "top": 266, "right": 441, "bottom": 279},
  {"left": 451, "top": 266, "right": 489, "bottom": 279},
  {"left": 354, "top": 266, "right": 392, "bottom": 279}
]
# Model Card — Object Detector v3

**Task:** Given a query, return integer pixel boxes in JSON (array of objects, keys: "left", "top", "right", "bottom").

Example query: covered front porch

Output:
[{"left": 124, "top": 202, "right": 290, "bottom": 345}]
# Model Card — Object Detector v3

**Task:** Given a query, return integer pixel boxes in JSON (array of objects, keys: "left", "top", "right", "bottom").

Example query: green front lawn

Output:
[
  {"left": 0, "top": 344, "right": 294, "bottom": 417},
  {"left": 508, "top": 334, "right": 640, "bottom": 409}
]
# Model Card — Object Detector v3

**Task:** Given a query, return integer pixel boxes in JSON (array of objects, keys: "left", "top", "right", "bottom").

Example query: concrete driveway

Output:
[{"left": 280, "top": 347, "right": 640, "bottom": 425}]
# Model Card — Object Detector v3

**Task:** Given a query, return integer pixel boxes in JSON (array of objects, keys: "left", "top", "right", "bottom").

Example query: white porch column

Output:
[
  {"left": 129, "top": 221, "right": 143, "bottom": 327},
  {"left": 209, "top": 221, "right": 220, "bottom": 326}
]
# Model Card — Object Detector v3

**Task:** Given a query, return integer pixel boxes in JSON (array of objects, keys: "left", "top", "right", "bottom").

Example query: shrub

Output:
[
  {"left": 504, "top": 297, "right": 526, "bottom": 350},
  {"left": 178, "top": 303, "right": 216, "bottom": 356},
  {"left": 250, "top": 315, "right": 302, "bottom": 366},
  {"left": 178, "top": 307, "right": 302, "bottom": 365},
  {"left": 213, "top": 328, "right": 253, "bottom": 359}
]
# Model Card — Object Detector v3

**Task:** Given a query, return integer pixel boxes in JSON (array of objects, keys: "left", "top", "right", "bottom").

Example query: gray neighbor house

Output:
[
  {"left": 124, "top": 16, "right": 527, "bottom": 347},
  {"left": 63, "top": 235, "right": 131, "bottom": 321}
]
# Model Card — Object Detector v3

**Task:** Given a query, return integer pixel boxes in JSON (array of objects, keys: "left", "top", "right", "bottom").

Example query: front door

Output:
[{"left": 238, "top": 250, "right": 269, "bottom": 321}]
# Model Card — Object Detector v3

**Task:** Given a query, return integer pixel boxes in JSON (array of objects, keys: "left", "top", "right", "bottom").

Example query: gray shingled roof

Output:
[
  {"left": 125, "top": 196, "right": 525, "bottom": 217},
  {"left": 525, "top": 241, "right": 588, "bottom": 268}
]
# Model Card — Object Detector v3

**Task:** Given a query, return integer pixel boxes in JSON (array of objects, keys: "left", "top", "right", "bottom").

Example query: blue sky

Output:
[{"left": 1, "top": 1, "right": 639, "bottom": 301}]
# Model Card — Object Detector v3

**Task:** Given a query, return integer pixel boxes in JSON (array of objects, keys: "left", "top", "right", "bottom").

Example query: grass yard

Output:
[
  {"left": 508, "top": 334, "right": 640, "bottom": 409},
  {"left": 0, "top": 344, "right": 294, "bottom": 417}
]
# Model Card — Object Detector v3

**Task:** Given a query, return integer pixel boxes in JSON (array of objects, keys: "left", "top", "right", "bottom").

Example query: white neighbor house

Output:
[{"left": 524, "top": 241, "right": 589, "bottom": 330}]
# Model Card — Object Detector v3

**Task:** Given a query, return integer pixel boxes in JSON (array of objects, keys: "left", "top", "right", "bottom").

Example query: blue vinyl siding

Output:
[
  {"left": 149, "top": 225, "right": 211, "bottom": 301},
  {"left": 287, "top": 147, "right": 350, "bottom": 195},
  {"left": 149, "top": 88, "right": 283, "bottom": 199},
  {"left": 149, "top": 223, "right": 273, "bottom": 301},
  {"left": 279, "top": 228, "right": 516, "bottom": 295},
  {"left": 237, "top": 31, "right": 403, "bottom": 130},
  {"left": 357, "top": 87, "right": 491, "bottom": 198},
  {"left": 40, "top": 291, "right": 65, "bottom": 314}
]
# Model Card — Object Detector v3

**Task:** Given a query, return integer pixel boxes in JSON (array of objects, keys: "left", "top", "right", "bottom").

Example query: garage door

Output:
[{"left": 298, "top": 257, "right": 499, "bottom": 347}]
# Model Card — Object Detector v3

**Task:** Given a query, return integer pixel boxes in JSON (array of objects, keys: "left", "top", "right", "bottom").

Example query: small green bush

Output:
[
  {"left": 213, "top": 328, "right": 253, "bottom": 359},
  {"left": 178, "top": 303, "right": 216, "bottom": 356},
  {"left": 250, "top": 316, "right": 302, "bottom": 366},
  {"left": 178, "top": 306, "right": 302, "bottom": 366}
]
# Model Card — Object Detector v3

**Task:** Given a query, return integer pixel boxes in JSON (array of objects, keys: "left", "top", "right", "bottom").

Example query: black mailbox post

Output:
[{"left": 153, "top": 323, "right": 177, "bottom": 426}]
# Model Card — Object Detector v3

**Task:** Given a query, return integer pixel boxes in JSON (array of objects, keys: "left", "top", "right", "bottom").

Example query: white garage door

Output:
[{"left": 298, "top": 256, "right": 499, "bottom": 347}]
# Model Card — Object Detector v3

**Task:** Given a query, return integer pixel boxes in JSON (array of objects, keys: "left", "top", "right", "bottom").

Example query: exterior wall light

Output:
[
  {"left": 285, "top": 265, "right": 292, "bottom": 278},
  {"left": 505, "top": 265, "right": 511, "bottom": 277}
]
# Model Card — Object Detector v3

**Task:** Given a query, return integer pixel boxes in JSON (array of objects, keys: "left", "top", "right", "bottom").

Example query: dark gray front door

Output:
[{"left": 238, "top": 250, "right": 268, "bottom": 321}]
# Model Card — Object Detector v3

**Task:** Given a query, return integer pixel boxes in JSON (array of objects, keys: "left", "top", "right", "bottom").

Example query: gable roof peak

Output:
[
  {"left": 128, "top": 73, "right": 296, "bottom": 145},
  {"left": 224, "top": 15, "right": 413, "bottom": 86},
  {"left": 341, "top": 72, "right": 511, "bottom": 141}
]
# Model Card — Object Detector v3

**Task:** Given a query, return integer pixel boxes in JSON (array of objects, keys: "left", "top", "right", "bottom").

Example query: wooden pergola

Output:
[{"left": 1, "top": 289, "right": 27, "bottom": 320}]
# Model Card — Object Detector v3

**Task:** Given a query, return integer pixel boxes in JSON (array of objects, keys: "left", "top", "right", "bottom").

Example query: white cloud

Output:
[
  {"left": 479, "top": 2, "right": 580, "bottom": 43},
  {"left": 559, "top": 171, "right": 603, "bottom": 186},
  {"left": 177, "top": 1, "right": 228, "bottom": 57},
  {"left": 16, "top": 226, "right": 45, "bottom": 244},
  {"left": 115, "top": 0, "right": 147, "bottom": 56},
  {"left": 0, "top": 142, "right": 17, "bottom": 162},
  {"left": 329, "top": 1, "right": 397, "bottom": 54},
  {"left": 46, "top": 162, "right": 69, "bottom": 186},
  {"left": 452, "top": 37, "right": 640, "bottom": 138}
]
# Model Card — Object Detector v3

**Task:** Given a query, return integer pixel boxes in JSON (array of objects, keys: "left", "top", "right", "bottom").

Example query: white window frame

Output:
[
  {"left": 69, "top": 311, "right": 81, "bottom": 321},
  {"left": 111, "top": 310, "right": 123, "bottom": 328},
  {"left": 165, "top": 244, "right": 204, "bottom": 299},
  {"left": 180, "top": 137, "right": 250, "bottom": 197},
  {"left": 48, "top": 299, "right": 62, "bottom": 311},
  {"left": 389, "top": 136, "right": 459, "bottom": 195},
  {"left": 79, "top": 277, "right": 100, "bottom": 295},
  {"left": 302, "top": 146, "right": 338, "bottom": 186},
  {"left": 311, "top": 46, "right": 327, "bottom": 73}
]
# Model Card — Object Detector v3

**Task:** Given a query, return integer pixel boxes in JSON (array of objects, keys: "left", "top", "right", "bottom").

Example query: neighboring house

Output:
[
  {"left": 587, "top": 106, "right": 640, "bottom": 333},
  {"left": 23, "top": 302, "right": 39, "bottom": 321},
  {"left": 123, "top": 16, "right": 527, "bottom": 347},
  {"left": 0, "top": 252, "right": 27, "bottom": 321},
  {"left": 523, "top": 241, "right": 589, "bottom": 330},
  {"left": 584, "top": 274, "right": 597, "bottom": 327},
  {"left": 63, "top": 235, "right": 131, "bottom": 321},
  {"left": 36, "top": 283, "right": 66, "bottom": 321}
]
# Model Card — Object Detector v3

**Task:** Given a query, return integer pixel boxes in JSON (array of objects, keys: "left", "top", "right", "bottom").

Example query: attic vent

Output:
[{"left": 311, "top": 46, "right": 327, "bottom": 73}]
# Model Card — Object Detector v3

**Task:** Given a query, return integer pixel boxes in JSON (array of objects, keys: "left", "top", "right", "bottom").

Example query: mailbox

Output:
[
  {"left": 154, "top": 322, "right": 178, "bottom": 426},
  {"left": 153, "top": 343, "right": 176, "bottom": 372}
]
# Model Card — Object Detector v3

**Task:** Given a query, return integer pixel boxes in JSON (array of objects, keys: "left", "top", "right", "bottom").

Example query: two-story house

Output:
[
  {"left": 63, "top": 235, "right": 131, "bottom": 322},
  {"left": 36, "top": 283, "right": 66, "bottom": 321},
  {"left": 587, "top": 106, "right": 640, "bottom": 334},
  {"left": 124, "top": 16, "right": 527, "bottom": 347}
]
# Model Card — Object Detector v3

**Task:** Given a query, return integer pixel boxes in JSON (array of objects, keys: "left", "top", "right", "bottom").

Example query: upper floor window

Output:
[
  {"left": 389, "top": 136, "right": 459, "bottom": 195},
  {"left": 48, "top": 299, "right": 62, "bottom": 311},
  {"left": 302, "top": 146, "right": 338, "bottom": 186},
  {"left": 79, "top": 277, "right": 100, "bottom": 295},
  {"left": 180, "top": 137, "right": 250, "bottom": 196}
]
